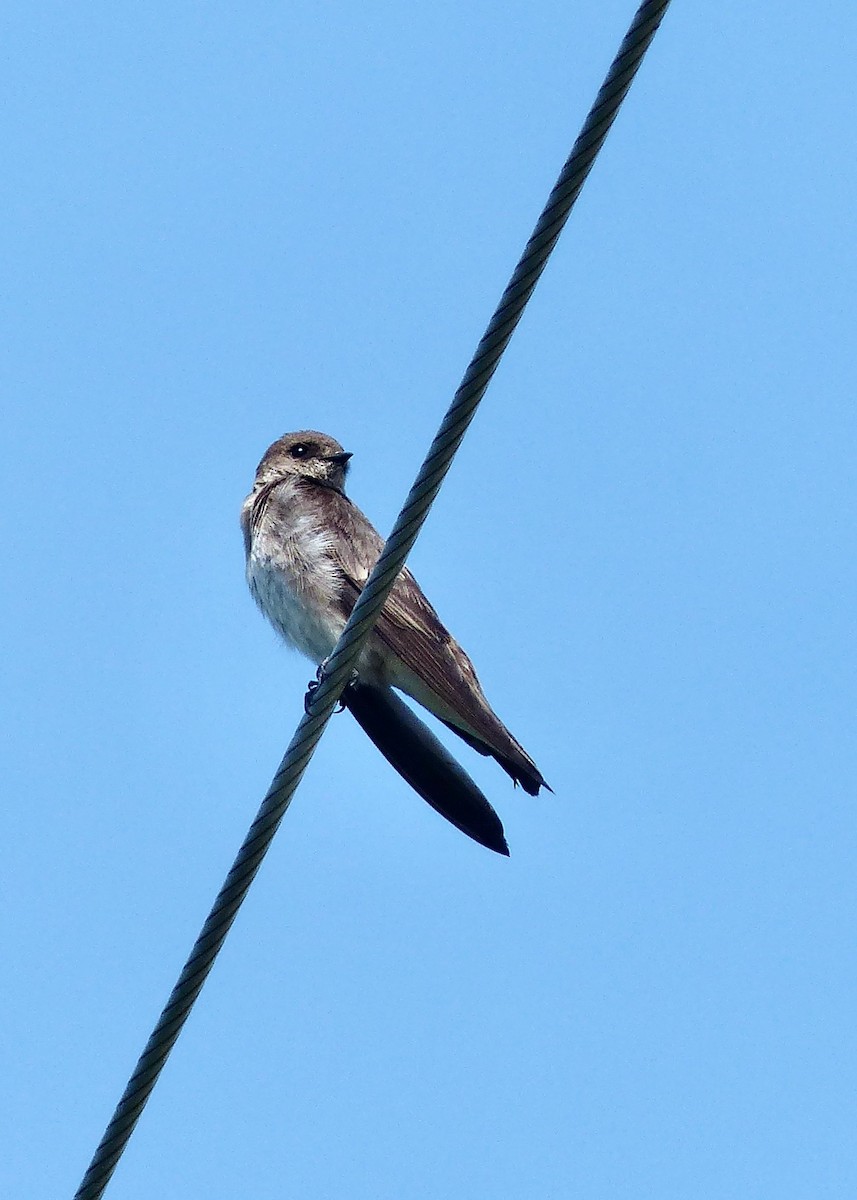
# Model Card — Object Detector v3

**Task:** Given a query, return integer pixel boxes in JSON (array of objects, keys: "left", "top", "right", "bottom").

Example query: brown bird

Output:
[{"left": 241, "top": 430, "right": 549, "bottom": 855}]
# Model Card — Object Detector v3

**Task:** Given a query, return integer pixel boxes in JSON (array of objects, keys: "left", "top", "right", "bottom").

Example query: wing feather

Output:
[{"left": 322, "top": 488, "right": 546, "bottom": 794}]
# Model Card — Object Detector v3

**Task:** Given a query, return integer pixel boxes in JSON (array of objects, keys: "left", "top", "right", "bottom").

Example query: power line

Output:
[{"left": 73, "top": 3, "right": 672, "bottom": 1195}]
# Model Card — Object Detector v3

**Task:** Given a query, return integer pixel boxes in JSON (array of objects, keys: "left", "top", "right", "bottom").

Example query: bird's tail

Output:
[{"left": 342, "top": 682, "right": 510, "bottom": 856}]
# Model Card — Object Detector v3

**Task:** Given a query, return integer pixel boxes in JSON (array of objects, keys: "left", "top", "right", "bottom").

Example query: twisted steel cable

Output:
[{"left": 74, "top": 2, "right": 672, "bottom": 1195}]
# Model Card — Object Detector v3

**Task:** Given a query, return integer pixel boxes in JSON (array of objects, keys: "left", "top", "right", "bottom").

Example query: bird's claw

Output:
[{"left": 304, "top": 660, "right": 359, "bottom": 714}]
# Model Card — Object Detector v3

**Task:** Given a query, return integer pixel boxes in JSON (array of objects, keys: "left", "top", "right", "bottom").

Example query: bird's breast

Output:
[
  {"left": 243, "top": 484, "right": 345, "bottom": 665},
  {"left": 246, "top": 551, "right": 342, "bottom": 665}
]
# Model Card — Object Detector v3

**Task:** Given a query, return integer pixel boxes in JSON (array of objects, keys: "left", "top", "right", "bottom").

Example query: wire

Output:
[{"left": 73, "top": 3, "right": 672, "bottom": 1195}]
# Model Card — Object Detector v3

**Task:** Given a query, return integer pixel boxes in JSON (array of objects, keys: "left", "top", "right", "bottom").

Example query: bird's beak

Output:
[{"left": 325, "top": 451, "right": 353, "bottom": 465}]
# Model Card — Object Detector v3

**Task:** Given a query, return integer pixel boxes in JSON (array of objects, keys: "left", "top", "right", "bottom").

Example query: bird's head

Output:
[{"left": 253, "top": 431, "right": 353, "bottom": 492}]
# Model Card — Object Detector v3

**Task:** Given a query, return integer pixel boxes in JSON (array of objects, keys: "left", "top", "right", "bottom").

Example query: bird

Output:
[{"left": 241, "top": 430, "right": 549, "bottom": 855}]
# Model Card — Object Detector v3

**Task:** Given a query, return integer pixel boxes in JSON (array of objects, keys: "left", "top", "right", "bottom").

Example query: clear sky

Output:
[{"left": 4, "top": 3, "right": 856, "bottom": 1197}]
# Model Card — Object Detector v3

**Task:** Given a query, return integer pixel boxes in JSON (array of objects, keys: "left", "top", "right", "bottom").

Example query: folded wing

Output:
[{"left": 325, "top": 490, "right": 547, "bottom": 795}]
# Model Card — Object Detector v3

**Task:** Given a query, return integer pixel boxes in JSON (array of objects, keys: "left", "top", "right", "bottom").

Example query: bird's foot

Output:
[
  {"left": 304, "top": 659, "right": 359, "bottom": 714},
  {"left": 303, "top": 660, "right": 327, "bottom": 713}
]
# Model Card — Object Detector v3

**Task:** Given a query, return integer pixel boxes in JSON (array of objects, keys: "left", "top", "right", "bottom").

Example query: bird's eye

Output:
[{"left": 290, "top": 443, "right": 310, "bottom": 459}]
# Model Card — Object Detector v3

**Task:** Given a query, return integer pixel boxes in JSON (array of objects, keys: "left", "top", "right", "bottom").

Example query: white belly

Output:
[{"left": 247, "top": 552, "right": 341, "bottom": 665}]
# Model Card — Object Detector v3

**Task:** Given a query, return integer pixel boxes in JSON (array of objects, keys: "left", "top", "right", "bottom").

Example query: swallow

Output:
[{"left": 241, "top": 431, "right": 549, "bottom": 854}]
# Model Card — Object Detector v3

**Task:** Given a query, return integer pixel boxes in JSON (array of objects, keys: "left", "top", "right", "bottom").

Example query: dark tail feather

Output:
[{"left": 342, "top": 682, "right": 510, "bottom": 856}]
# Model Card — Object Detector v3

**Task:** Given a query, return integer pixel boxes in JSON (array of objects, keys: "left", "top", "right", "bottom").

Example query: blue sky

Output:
[{"left": 4, "top": 3, "right": 856, "bottom": 1197}]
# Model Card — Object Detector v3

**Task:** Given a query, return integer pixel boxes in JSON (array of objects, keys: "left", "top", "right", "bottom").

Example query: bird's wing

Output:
[
  {"left": 325, "top": 487, "right": 545, "bottom": 794},
  {"left": 326, "top": 490, "right": 493, "bottom": 716}
]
